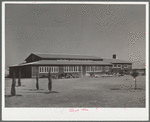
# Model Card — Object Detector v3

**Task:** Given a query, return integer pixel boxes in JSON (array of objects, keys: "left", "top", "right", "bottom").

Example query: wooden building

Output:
[{"left": 9, "top": 53, "right": 132, "bottom": 78}]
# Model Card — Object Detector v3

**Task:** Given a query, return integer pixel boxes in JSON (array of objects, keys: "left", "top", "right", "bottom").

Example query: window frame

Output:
[
  {"left": 105, "top": 66, "right": 109, "bottom": 71},
  {"left": 124, "top": 64, "right": 128, "bottom": 68},
  {"left": 117, "top": 64, "right": 121, "bottom": 68},
  {"left": 94, "top": 66, "right": 102, "bottom": 72},
  {"left": 39, "top": 66, "right": 59, "bottom": 73},
  {"left": 64, "top": 66, "right": 79, "bottom": 72},
  {"left": 113, "top": 64, "right": 117, "bottom": 68},
  {"left": 86, "top": 66, "right": 92, "bottom": 72}
]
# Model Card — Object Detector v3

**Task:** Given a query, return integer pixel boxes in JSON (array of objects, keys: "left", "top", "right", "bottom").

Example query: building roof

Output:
[
  {"left": 25, "top": 53, "right": 103, "bottom": 60},
  {"left": 103, "top": 58, "right": 132, "bottom": 64},
  {"left": 9, "top": 60, "right": 112, "bottom": 67},
  {"left": 10, "top": 53, "right": 132, "bottom": 68}
]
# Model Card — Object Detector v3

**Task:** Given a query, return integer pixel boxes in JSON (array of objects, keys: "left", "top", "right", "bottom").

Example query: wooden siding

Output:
[
  {"left": 9, "top": 67, "right": 14, "bottom": 78},
  {"left": 32, "top": 66, "right": 39, "bottom": 78},
  {"left": 21, "top": 66, "right": 31, "bottom": 78},
  {"left": 9, "top": 64, "right": 130, "bottom": 78},
  {"left": 9, "top": 66, "right": 32, "bottom": 78},
  {"left": 34, "top": 65, "right": 83, "bottom": 78}
]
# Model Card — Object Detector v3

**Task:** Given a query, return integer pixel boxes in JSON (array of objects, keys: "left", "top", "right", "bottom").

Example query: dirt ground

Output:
[{"left": 5, "top": 75, "right": 146, "bottom": 107}]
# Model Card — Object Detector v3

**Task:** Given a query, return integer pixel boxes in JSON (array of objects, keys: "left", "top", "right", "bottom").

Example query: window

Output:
[
  {"left": 51, "top": 67, "right": 53, "bottom": 73},
  {"left": 105, "top": 66, "right": 109, "bottom": 71},
  {"left": 48, "top": 67, "right": 50, "bottom": 72},
  {"left": 94, "top": 66, "right": 102, "bottom": 71},
  {"left": 92, "top": 66, "right": 95, "bottom": 71},
  {"left": 55, "top": 67, "right": 59, "bottom": 72},
  {"left": 46, "top": 67, "right": 48, "bottom": 72},
  {"left": 39, "top": 66, "right": 59, "bottom": 73},
  {"left": 42, "top": 67, "right": 45, "bottom": 72},
  {"left": 63, "top": 67, "right": 66, "bottom": 72},
  {"left": 52, "top": 67, "right": 55, "bottom": 72},
  {"left": 64, "top": 66, "right": 79, "bottom": 72},
  {"left": 86, "top": 66, "right": 92, "bottom": 72},
  {"left": 73, "top": 66, "right": 74, "bottom": 72},
  {"left": 39, "top": 66, "right": 44, "bottom": 73},
  {"left": 113, "top": 64, "right": 117, "bottom": 67},
  {"left": 124, "top": 64, "right": 128, "bottom": 68},
  {"left": 80, "top": 66, "right": 82, "bottom": 71},
  {"left": 74, "top": 66, "right": 78, "bottom": 72},
  {"left": 118, "top": 64, "right": 121, "bottom": 67},
  {"left": 70, "top": 66, "right": 73, "bottom": 72},
  {"left": 39, "top": 67, "right": 42, "bottom": 73}
]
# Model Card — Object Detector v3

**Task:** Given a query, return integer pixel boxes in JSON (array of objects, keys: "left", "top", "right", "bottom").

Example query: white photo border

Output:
[{"left": 2, "top": 1, "right": 149, "bottom": 121}]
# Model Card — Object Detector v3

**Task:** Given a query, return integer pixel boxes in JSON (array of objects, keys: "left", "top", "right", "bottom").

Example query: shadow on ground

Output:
[
  {"left": 43, "top": 91, "right": 59, "bottom": 94},
  {"left": 110, "top": 88, "right": 121, "bottom": 90},
  {"left": 128, "top": 88, "right": 144, "bottom": 92},
  {"left": 16, "top": 85, "right": 26, "bottom": 87},
  {"left": 24, "top": 91, "right": 59, "bottom": 94},
  {"left": 5, "top": 95, "right": 22, "bottom": 98},
  {"left": 24, "top": 89, "right": 44, "bottom": 91},
  {"left": 110, "top": 87, "right": 144, "bottom": 91}
]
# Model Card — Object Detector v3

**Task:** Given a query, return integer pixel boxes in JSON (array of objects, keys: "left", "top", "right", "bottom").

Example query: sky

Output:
[{"left": 5, "top": 4, "right": 146, "bottom": 70}]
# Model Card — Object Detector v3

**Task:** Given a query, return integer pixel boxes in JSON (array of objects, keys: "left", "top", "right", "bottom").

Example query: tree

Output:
[
  {"left": 11, "top": 71, "right": 16, "bottom": 96},
  {"left": 48, "top": 69, "right": 52, "bottom": 92},
  {"left": 131, "top": 70, "right": 139, "bottom": 90},
  {"left": 36, "top": 73, "right": 39, "bottom": 90},
  {"left": 18, "top": 69, "right": 21, "bottom": 86}
]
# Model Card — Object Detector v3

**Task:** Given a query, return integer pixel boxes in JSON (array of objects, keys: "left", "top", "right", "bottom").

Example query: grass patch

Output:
[{"left": 5, "top": 76, "right": 145, "bottom": 107}]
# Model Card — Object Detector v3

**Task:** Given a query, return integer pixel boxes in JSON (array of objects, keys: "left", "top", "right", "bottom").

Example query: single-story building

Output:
[{"left": 9, "top": 53, "right": 132, "bottom": 78}]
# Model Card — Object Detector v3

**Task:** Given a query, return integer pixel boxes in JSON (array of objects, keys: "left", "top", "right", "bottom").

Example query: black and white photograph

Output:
[{"left": 2, "top": 1, "right": 149, "bottom": 121}]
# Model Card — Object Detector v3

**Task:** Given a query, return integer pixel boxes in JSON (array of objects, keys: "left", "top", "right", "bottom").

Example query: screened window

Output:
[
  {"left": 94, "top": 66, "right": 102, "bottom": 71},
  {"left": 46, "top": 67, "right": 48, "bottom": 72},
  {"left": 39, "top": 66, "right": 59, "bottom": 73},
  {"left": 39, "top": 67, "right": 42, "bottom": 73},
  {"left": 86, "top": 66, "right": 92, "bottom": 72},
  {"left": 74, "top": 66, "right": 79, "bottom": 72},
  {"left": 42, "top": 67, "right": 45, "bottom": 72},
  {"left": 113, "top": 64, "right": 117, "bottom": 67},
  {"left": 105, "top": 66, "right": 109, "bottom": 71},
  {"left": 51, "top": 67, "right": 54, "bottom": 73},
  {"left": 70, "top": 66, "right": 73, "bottom": 72},
  {"left": 67, "top": 66, "right": 69, "bottom": 72},
  {"left": 64, "top": 66, "right": 79, "bottom": 72},
  {"left": 54, "top": 67, "right": 59, "bottom": 72},
  {"left": 80, "top": 66, "right": 82, "bottom": 71}
]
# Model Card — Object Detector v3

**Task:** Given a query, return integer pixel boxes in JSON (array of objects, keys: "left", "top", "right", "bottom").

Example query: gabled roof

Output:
[
  {"left": 103, "top": 58, "right": 132, "bottom": 64},
  {"left": 25, "top": 53, "right": 103, "bottom": 61},
  {"left": 9, "top": 60, "right": 112, "bottom": 67}
]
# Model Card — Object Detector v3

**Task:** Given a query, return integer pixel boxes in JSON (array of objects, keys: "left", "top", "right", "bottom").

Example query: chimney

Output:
[{"left": 113, "top": 54, "right": 116, "bottom": 59}]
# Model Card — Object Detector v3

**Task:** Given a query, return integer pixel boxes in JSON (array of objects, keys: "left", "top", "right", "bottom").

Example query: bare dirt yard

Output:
[{"left": 5, "top": 75, "right": 145, "bottom": 107}]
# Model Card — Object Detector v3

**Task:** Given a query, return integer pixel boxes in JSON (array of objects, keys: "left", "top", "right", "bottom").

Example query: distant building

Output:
[
  {"left": 132, "top": 63, "right": 146, "bottom": 76},
  {"left": 9, "top": 53, "right": 132, "bottom": 78},
  {"left": 103, "top": 54, "right": 132, "bottom": 74},
  {"left": 5, "top": 70, "right": 9, "bottom": 77}
]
